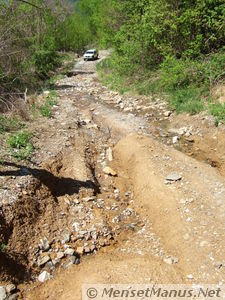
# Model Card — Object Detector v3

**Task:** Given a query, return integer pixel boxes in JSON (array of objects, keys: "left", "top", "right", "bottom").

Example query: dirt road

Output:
[{"left": 1, "top": 51, "right": 225, "bottom": 299}]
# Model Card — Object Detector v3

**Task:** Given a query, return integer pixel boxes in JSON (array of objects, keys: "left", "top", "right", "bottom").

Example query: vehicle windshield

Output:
[{"left": 86, "top": 51, "right": 95, "bottom": 54}]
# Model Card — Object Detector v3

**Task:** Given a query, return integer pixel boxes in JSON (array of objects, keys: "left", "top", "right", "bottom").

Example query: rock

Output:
[
  {"left": 69, "top": 256, "right": 76, "bottom": 264},
  {"left": 164, "top": 256, "right": 179, "bottom": 265},
  {"left": 83, "top": 196, "right": 96, "bottom": 202},
  {"left": 6, "top": 284, "right": 16, "bottom": 294},
  {"left": 37, "top": 255, "right": 51, "bottom": 267},
  {"left": 56, "top": 252, "right": 64, "bottom": 259},
  {"left": 73, "top": 199, "right": 80, "bottom": 204},
  {"left": 183, "top": 233, "right": 190, "bottom": 241},
  {"left": 39, "top": 238, "right": 50, "bottom": 251},
  {"left": 38, "top": 271, "right": 51, "bottom": 283},
  {"left": 64, "top": 256, "right": 80, "bottom": 269},
  {"left": 164, "top": 111, "right": 172, "bottom": 117},
  {"left": 76, "top": 246, "right": 84, "bottom": 255},
  {"left": 52, "top": 258, "right": 60, "bottom": 266},
  {"left": 8, "top": 294, "right": 19, "bottom": 300},
  {"left": 106, "top": 148, "right": 113, "bottom": 162},
  {"left": 172, "top": 136, "right": 179, "bottom": 144},
  {"left": 215, "top": 262, "right": 223, "bottom": 269},
  {"left": 187, "top": 274, "right": 193, "bottom": 280},
  {"left": 119, "top": 102, "right": 124, "bottom": 109},
  {"left": 64, "top": 248, "right": 75, "bottom": 256},
  {"left": 84, "top": 246, "right": 91, "bottom": 253},
  {"left": 61, "top": 233, "right": 71, "bottom": 244},
  {"left": 0, "top": 287, "right": 7, "bottom": 300},
  {"left": 103, "top": 166, "right": 117, "bottom": 176},
  {"left": 168, "top": 127, "right": 187, "bottom": 136},
  {"left": 178, "top": 127, "right": 187, "bottom": 136},
  {"left": 166, "top": 173, "right": 182, "bottom": 182}
]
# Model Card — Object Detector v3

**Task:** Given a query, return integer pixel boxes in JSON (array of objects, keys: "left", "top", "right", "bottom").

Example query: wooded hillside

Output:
[{"left": 1, "top": 0, "right": 225, "bottom": 118}]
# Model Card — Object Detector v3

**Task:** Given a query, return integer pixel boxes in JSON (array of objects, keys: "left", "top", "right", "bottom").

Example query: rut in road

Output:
[{"left": 9, "top": 51, "right": 225, "bottom": 299}]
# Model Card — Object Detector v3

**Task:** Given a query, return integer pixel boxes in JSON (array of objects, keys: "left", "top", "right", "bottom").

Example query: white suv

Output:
[{"left": 83, "top": 49, "right": 99, "bottom": 61}]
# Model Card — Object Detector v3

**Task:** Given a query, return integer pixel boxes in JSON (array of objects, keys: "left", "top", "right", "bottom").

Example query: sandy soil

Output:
[{"left": 0, "top": 51, "right": 225, "bottom": 299}]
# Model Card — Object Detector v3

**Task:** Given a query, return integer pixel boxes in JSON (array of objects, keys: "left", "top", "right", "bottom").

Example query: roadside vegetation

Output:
[
  {"left": 0, "top": 0, "right": 224, "bottom": 124},
  {"left": 39, "top": 90, "right": 58, "bottom": 118},
  {"left": 95, "top": 0, "right": 225, "bottom": 121},
  {"left": 7, "top": 131, "right": 34, "bottom": 160}
]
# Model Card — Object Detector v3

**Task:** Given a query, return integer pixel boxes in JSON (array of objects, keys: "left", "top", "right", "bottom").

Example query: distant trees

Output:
[{"left": 1, "top": 0, "right": 224, "bottom": 111}]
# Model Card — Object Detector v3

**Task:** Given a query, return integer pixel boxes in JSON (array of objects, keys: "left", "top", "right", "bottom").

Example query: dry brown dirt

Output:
[{"left": 0, "top": 51, "right": 225, "bottom": 299}]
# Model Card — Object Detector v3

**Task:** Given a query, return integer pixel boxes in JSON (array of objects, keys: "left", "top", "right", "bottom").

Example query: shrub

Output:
[{"left": 33, "top": 49, "right": 60, "bottom": 77}]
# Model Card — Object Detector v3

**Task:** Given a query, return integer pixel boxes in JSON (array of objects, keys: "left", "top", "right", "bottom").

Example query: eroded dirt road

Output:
[{"left": 1, "top": 51, "right": 225, "bottom": 299}]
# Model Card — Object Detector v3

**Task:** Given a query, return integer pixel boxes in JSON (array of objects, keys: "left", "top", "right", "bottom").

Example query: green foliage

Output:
[
  {"left": 7, "top": 131, "right": 34, "bottom": 160},
  {"left": 209, "top": 103, "right": 225, "bottom": 125},
  {"left": 0, "top": 116, "right": 24, "bottom": 134},
  {"left": 1, "top": 243, "right": 6, "bottom": 253},
  {"left": 33, "top": 49, "right": 60, "bottom": 77},
  {"left": 169, "top": 88, "right": 205, "bottom": 114},
  {"left": 39, "top": 90, "right": 58, "bottom": 117}
]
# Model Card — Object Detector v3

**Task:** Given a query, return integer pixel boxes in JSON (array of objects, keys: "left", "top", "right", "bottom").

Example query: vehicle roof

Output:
[{"left": 86, "top": 49, "right": 97, "bottom": 52}]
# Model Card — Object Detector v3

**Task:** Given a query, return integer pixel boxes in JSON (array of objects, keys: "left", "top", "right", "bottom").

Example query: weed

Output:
[
  {"left": 1, "top": 243, "right": 6, "bottom": 252},
  {"left": 39, "top": 90, "right": 58, "bottom": 118},
  {"left": 7, "top": 131, "right": 34, "bottom": 160},
  {"left": 0, "top": 115, "right": 24, "bottom": 134},
  {"left": 209, "top": 103, "right": 225, "bottom": 124}
]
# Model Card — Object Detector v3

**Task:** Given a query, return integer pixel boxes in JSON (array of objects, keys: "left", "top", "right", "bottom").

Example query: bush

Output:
[
  {"left": 33, "top": 49, "right": 60, "bottom": 77},
  {"left": 7, "top": 131, "right": 34, "bottom": 160}
]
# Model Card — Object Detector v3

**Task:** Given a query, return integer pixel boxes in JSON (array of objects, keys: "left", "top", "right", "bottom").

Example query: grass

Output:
[
  {"left": 39, "top": 90, "right": 58, "bottom": 118},
  {"left": 7, "top": 131, "right": 34, "bottom": 160},
  {"left": 97, "top": 51, "right": 225, "bottom": 123},
  {"left": 209, "top": 103, "right": 225, "bottom": 126},
  {"left": 0, "top": 115, "right": 24, "bottom": 134}
]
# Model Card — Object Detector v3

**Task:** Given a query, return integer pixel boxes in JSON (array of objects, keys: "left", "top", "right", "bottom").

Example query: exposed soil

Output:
[{"left": 0, "top": 50, "right": 225, "bottom": 299}]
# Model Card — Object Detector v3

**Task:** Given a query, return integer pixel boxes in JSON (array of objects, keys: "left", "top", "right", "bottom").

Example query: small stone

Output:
[
  {"left": 56, "top": 252, "right": 64, "bottom": 259},
  {"left": 6, "top": 284, "right": 16, "bottom": 294},
  {"left": 73, "top": 199, "right": 80, "bottom": 204},
  {"left": 84, "top": 246, "right": 91, "bottom": 253},
  {"left": 0, "top": 287, "right": 7, "bottom": 300},
  {"left": 61, "top": 233, "right": 71, "bottom": 244},
  {"left": 99, "top": 238, "right": 105, "bottom": 247},
  {"left": 172, "top": 136, "right": 179, "bottom": 144},
  {"left": 82, "top": 196, "right": 95, "bottom": 202},
  {"left": 37, "top": 255, "right": 51, "bottom": 267},
  {"left": 164, "top": 111, "right": 172, "bottom": 117},
  {"left": 103, "top": 166, "right": 117, "bottom": 176},
  {"left": 64, "top": 248, "right": 75, "bottom": 256},
  {"left": 183, "top": 233, "right": 190, "bottom": 241},
  {"left": 38, "top": 271, "right": 51, "bottom": 283},
  {"left": 52, "top": 258, "right": 60, "bottom": 266},
  {"left": 69, "top": 256, "right": 76, "bottom": 264},
  {"left": 187, "top": 274, "right": 193, "bottom": 280},
  {"left": 8, "top": 294, "right": 19, "bottom": 300},
  {"left": 39, "top": 238, "right": 50, "bottom": 251},
  {"left": 76, "top": 246, "right": 84, "bottom": 255},
  {"left": 166, "top": 173, "right": 182, "bottom": 182},
  {"left": 164, "top": 256, "right": 179, "bottom": 265},
  {"left": 215, "top": 262, "right": 223, "bottom": 269},
  {"left": 106, "top": 148, "right": 113, "bottom": 162}
]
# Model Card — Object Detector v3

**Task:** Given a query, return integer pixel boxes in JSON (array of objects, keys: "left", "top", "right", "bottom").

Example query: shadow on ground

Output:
[{"left": 0, "top": 161, "right": 99, "bottom": 197}]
